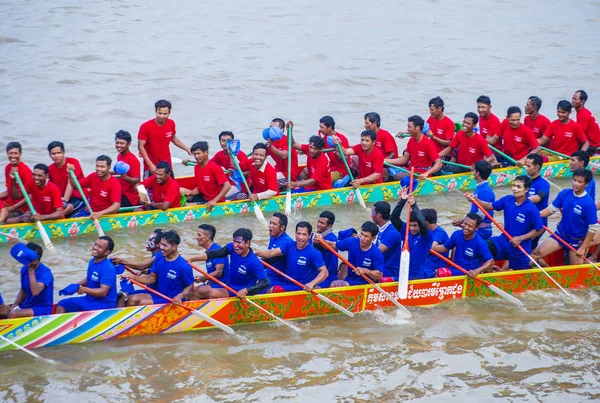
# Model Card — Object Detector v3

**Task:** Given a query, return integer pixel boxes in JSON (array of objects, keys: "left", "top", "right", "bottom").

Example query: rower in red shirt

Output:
[
  {"left": 138, "top": 99, "right": 190, "bottom": 179},
  {"left": 488, "top": 106, "right": 541, "bottom": 165},
  {"left": 334, "top": 130, "right": 385, "bottom": 186},
  {"left": 478, "top": 95, "right": 503, "bottom": 156},
  {"left": 210, "top": 131, "right": 248, "bottom": 176},
  {"left": 439, "top": 112, "right": 498, "bottom": 172},
  {"left": 266, "top": 118, "right": 301, "bottom": 186},
  {"left": 114, "top": 130, "right": 141, "bottom": 208},
  {"left": 136, "top": 161, "right": 181, "bottom": 211},
  {"left": 182, "top": 141, "right": 231, "bottom": 209},
  {"left": 47, "top": 141, "right": 85, "bottom": 216},
  {"left": 0, "top": 142, "right": 33, "bottom": 218},
  {"left": 0, "top": 199, "right": 6, "bottom": 224},
  {"left": 69, "top": 155, "right": 121, "bottom": 219},
  {"left": 572, "top": 90, "right": 600, "bottom": 152},
  {"left": 289, "top": 134, "right": 332, "bottom": 192},
  {"left": 524, "top": 96, "right": 551, "bottom": 139},
  {"left": 237, "top": 143, "right": 279, "bottom": 201},
  {"left": 539, "top": 100, "right": 589, "bottom": 160},
  {"left": 7, "top": 163, "right": 64, "bottom": 224},
  {"left": 425, "top": 97, "right": 456, "bottom": 153},
  {"left": 364, "top": 112, "right": 398, "bottom": 159},
  {"left": 318, "top": 116, "right": 352, "bottom": 182},
  {"left": 385, "top": 115, "right": 442, "bottom": 180}
]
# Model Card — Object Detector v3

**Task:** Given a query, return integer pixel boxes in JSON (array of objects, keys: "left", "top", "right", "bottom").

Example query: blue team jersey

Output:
[
  {"left": 528, "top": 175, "right": 550, "bottom": 225},
  {"left": 266, "top": 232, "right": 294, "bottom": 285},
  {"left": 86, "top": 258, "right": 117, "bottom": 303},
  {"left": 314, "top": 232, "right": 339, "bottom": 286},
  {"left": 151, "top": 255, "right": 194, "bottom": 299},
  {"left": 492, "top": 195, "right": 543, "bottom": 249},
  {"left": 336, "top": 237, "right": 384, "bottom": 285},
  {"left": 399, "top": 222, "right": 434, "bottom": 280},
  {"left": 375, "top": 222, "right": 402, "bottom": 279},
  {"left": 470, "top": 181, "right": 495, "bottom": 224},
  {"left": 587, "top": 177, "right": 596, "bottom": 201},
  {"left": 553, "top": 189, "right": 598, "bottom": 239},
  {"left": 423, "top": 226, "right": 450, "bottom": 277},
  {"left": 280, "top": 242, "right": 326, "bottom": 286},
  {"left": 206, "top": 242, "right": 229, "bottom": 279},
  {"left": 19, "top": 263, "right": 54, "bottom": 310},
  {"left": 444, "top": 230, "right": 493, "bottom": 275},
  {"left": 225, "top": 243, "right": 268, "bottom": 291},
  {"left": 0, "top": 292, "right": 3, "bottom": 305}
]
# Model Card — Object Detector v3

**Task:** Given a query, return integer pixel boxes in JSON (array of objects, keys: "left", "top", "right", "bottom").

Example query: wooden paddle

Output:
[
  {"left": 285, "top": 126, "right": 293, "bottom": 216},
  {"left": 334, "top": 142, "right": 369, "bottom": 210},
  {"left": 540, "top": 146, "right": 569, "bottom": 159},
  {"left": 0, "top": 231, "right": 28, "bottom": 244},
  {"left": 489, "top": 145, "right": 519, "bottom": 166},
  {"left": 442, "top": 160, "right": 471, "bottom": 170},
  {"left": 542, "top": 225, "right": 600, "bottom": 273},
  {"left": 429, "top": 249, "right": 524, "bottom": 307},
  {"left": 384, "top": 162, "right": 453, "bottom": 191},
  {"left": 315, "top": 237, "right": 412, "bottom": 316},
  {"left": 189, "top": 262, "right": 302, "bottom": 332},
  {"left": 398, "top": 167, "right": 414, "bottom": 299},
  {"left": 68, "top": 169, "right": 105, "bottom": 236},
  {"left": 13, "top": 172, "right": 54, "bottom": 250},
  {"left": 260, "top": 260, "right": 355, "bottom": 317},
  {"left": 0, "top": 333, "right": 57, "bottom": 364}
]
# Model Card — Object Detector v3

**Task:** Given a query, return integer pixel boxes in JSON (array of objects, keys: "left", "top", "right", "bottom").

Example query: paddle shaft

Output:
[
  {"left": 68, "top": 170, "right": 105, "bottom": 236},
  {"left": 14, "top": 172, "right": 54, "bottom": 250},
  {"left": 0, "top": 231, "right": 27, "bottom": 243},
  {"left": 384, "top": 162, "right": 451, "bottom": 191},
  {"left": 0, "top": 333, "right": 54, "bottom": 363},
  {"left": 489, "top": 145, "right": 518, "bottom": 165},
  {"left": 540, "top": 146, "right": 569, "bottom": 159},
  {"left": 542, "top": 225, "right": 600, "bottom": 273},
  {"left": 442, "top": 160, "right": 471, "bottom": 170},
  {"left": 287, "top": 126, "right": 292, "bottom": 184},
  {"left": 334, "top": 143, "right": 368, "bottom": 209}
]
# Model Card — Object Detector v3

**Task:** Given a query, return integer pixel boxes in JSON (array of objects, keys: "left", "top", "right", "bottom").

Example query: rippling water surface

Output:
[{"left": 1, "top": 0, "right": 600, "bottom": 401}]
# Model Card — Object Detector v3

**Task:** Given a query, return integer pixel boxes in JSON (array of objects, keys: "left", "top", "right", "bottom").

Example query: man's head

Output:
[
  {"left": 191, "top": 141, "right": 209, "bottom": 165},
  {"left": 317, "top": 211, "right": 335, "bottom": 233},
  {"left": 364, "top": 112, "right": 381, "bottom": 131},
  {"left": 429, "top": 96, "right": 445, "bottom": 118},
  {"left": 232, "top": 228, "right": 253, "bottom": 255},
  {"left": 512, "top": 175, "right": 531, "bottom": 198},
  {"left": 252, "top": 143, "right": 268, "bottom": 169},
  {"left": 360, "top": 130, "right": 377, "bottom": 152},
  {"left": 115, "top": 130, "right": 132, "bottom": 154},
  {"left": 473, "top": 160, "right": 492, "bottom": 181},
  {"left": 218, "top": 131, "right": 235, "bottom": 151},
  {"left": 95, "top": 155, "right": 112, "bottom": 178},
  {"left": 269, "top": 212, "right": 288, "bottom": 237},
  {"left": 47, "top": 141, "right": 66, "bottom": 165},
  {"left": 462, "top": 213, "right": 482, "bottom": 238},
  {"left": 92, "top": 236, "right": 115, "bottom": 258},
  {"left": 32, "top": 163, "right": 49, "bottom": 188},
  {"left": 372, "top": 201, "right": 391, "bottom": 225},
  {"left": 308, "top": 135, "right": 325, "bottom": 158},
  {"left": 154, "top": 161, "right": 172, "bottom": 184},
  {"left": 572, "top": 90, "right": 588, "bottom": 110},
  {"left": 359, "top": 221, "right": 379, "bottom": 248},
  {"left": 271, "top": 118, "right": 285, "bottom": 130},
  {"left": 556, "top": 100, "right": 573, "bottom": 122},
  {"left": 422, "top": 208, "right": 438, "bottom": 225},
  {"left": 408, "top": 212, "right": 421, "bottom": 235},
  {"left": 463, "top": 112, "right": 479, "bottom": 132},
  {"left": 525, "top": 153, "right": 543, "bottom": 177},
  {"left": 154, "top": 99, "right": 172, "bottom": 125},
  {"left": 146, "top": 228, "right": 164, "bottom": 252},
  {"left": 319, "top": 116, "right": 336, "bottom": 136},
  {"left": 525, "top": 96, "right": 542, "bottom": 115},
  {"left": 407, "top": 115, "right": 425, "bottom": 136},
  {"left": 572, "top": 168, "right": 592, "bottom": 193},
  {"left": 6, "top": 142, "right": 22, "bottom": 166},
  {"left": 160, "top": 230, "right": 180, "bottom": 256},
  {"left": 570, "top": 150, "right": 590, "bottom": 172},
  {"left": 27, "top": 242, "right": 43, "bottom": 264},
  {"left": 196, "top": 224, "right": 216, "bottom": 248},
  {"left": 477, "top": 95, "right": 492, "bottom": 117},
  {"left": 506, "top": 106, "right": 522, "bottom": 129},
  {"left": 295, "top": 221, "right": 313, "bottom": 248}
]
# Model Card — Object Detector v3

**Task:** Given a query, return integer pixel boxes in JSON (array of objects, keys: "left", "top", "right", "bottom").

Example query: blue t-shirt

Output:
[
  {"left": 528, "top": 175, "right": 550, "bottom": 225},
  {"left": 492, "top": 195, "right": 543, "bottom": 250},
  {"left": 426, "top": 226, "right": 449, "bottom": 263},
  {"left": 86, "top": 258, "right": 117, "bottom": 303},
  {"left": 151, "top": 255, "right": 194, "bottom": 299},
  {"left": 444, "top": 230, "right": 493, "bottom": 276},
  {"left": 266, "top": 232, "right": 294, "bottom": 285},
  {"left": 19, "top": 263, "right": 54, "bottom": 310},
  {"left": 313, "top": 232, "right": 339, "bottom": 286},
  {"left": 400, "top": 222, "right": 434, "bottom": 280},
  {"left": 0, "top": 292, "right": 3, "bottom": 305},
  {"left": 280, "top": 242, "right": 326, "bottom": 286},
  {"left": 336, "top": 237, "right": 384, "bottom": 285},
  {"left": 375, "top": 222, "right": 402, "bottom": 279},
  {"left": 225, "top": 243, "right": 268, "bottom": 291},
  {"left": 586, "top": 177, "right": 596, "bottom": 201},
  {"left": 206, "top": 242, "right": 229, "bottom": 280},
  {"left": 553, "top": 189, "right": 598, "bottom": 239},
  {"left": 470, "top": 181, "right": 495, "bottom": 225}
]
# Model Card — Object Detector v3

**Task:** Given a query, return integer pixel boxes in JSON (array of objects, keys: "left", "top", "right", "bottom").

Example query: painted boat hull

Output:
[{"left": 1, "top": 262, "right": 598, "bottom": 353}]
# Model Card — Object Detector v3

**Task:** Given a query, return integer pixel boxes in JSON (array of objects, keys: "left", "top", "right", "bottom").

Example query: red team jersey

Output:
[
  {"left": 268, "top": 136, "right": 301, "bottom": 179},
  {"left": 300, "top": 144, "right": 332, "bottom": 191},
  {"left": 497, "top": 120, "right": 539, "bottom": 160},
  {"left": 374, "top": 129, "right": 398, "bottom": 158},
  {"left": 240, "top": 158, "right": 279, "bottom": 195},
  {"left": 576, "top": 107, "right": 600, "bottom": 148},
  {"left": 117, "top": 151, "right": 141, "bottom": 205},
  {"left": 79, "top": 173, "right": 121, "bottom": 212},
  {"left": 451, "top": 131, "right": 493, "bottom": 166},
  {"left": 321, "top": 132, "right": 350, "bottom": 173},
  {"left": 3, "top": 162, "right": 33, "bottom": 208},
  {"left": 479, "top": 113, "right": 502, "bottom": 150},
  {"left": 138, "top": 118, "right": 177, "bottom": 170},
  {"left": 140, "top": 175, "right": 181, "bottom": 206},
  {"left": 193, "top": 161, "right": 229, "bottom": 201},
  {"left": 524, "top": 114, "right": 551, "bottom": 139},
  {"left": 543, "top": 120, "right": 587, "bottom": 156},
  {"left": 405, "top": 136, "right": 440, "bottom": 172},
  {"left": 48, "top": 157, "right": 84, "bottom": 199},
  {"left": 29, "top": 182, "right": 63, "bottom": 216},
  {"left": 210, "top": 150, "right": 248, "bottom": 171},
  {"left": 427, "top": 115, "right": 455, "bottom": 152},
  {"left": 351, "top": 144, "right": 384, "bottom": 184}
]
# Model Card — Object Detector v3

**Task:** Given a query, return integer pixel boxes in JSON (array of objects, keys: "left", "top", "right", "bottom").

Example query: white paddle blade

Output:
[
  {"left": 190, "top": 309, "right": 235, "bottom": 334},
  {"left": 372, "top": 283, "right": 412, "bottom": 317},
  {"left": 253, "top": 203, "right": 269, "bottom": 228},
  {"left": 171, "top": 156, "right": 183, "bottom": 164},
  {"left": 315, "top": 293, "right": 355, "bottom": 317},
  {"left": 355, "top": 189, "right": 368, "bottom": 209},
  {"left": 285, "top": 191, "right": 292, "bottom": 216},
  {"left": 0, "top": 334, "right": 55, "bottom": 363},
  {"left": 36, "top": 221, "right": 54, "bottom": 250},
  {"left": 488, "top": 285, "right": 524, "bottom": 308},
  {"left": 137, "top": 184, "right": 150, "bottom": 203},
  {"left": 398, "top": 249, "right": 410, "bottom": 299},
  {"left": 93, "top": 219, "right": 105, "bottom": 237}
]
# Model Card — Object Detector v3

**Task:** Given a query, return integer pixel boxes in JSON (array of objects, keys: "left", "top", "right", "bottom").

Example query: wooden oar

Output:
[
  {"left": 489, "top": 145, "right": 519, "bottom": 166},
  {"left": 0, "top": 333, "right": 56, "bottom": 364},
  {"left": 126, "top": 276, "right": 235, "bottom": 335},
  {"left": 334, "top": 143, "right": 369, "bottom": 210},
  {"left": 189, "top": 262, "right": 302, "bottom": 332},
  {"left": 68, "top": 170, "right": 105, "bottom": 236},
  {"left": 260, "top": 260, "right": 355, "bottom": 317},
  {"left": 0, "top": 231, "right": 28, "bottom": 244},
  {"left": 398, "top": 168, "right": 414, "bottom": 299},
  {"left": 13, "top": 172, "right": 54, "bottom": 250},
  {"left": 285, "top": 126, "right": 293, "bottom": 216},
  {"left": 442, "top": 160, "right": 471, "bottom": 170},
  {"left": 384, "top": 162, "right": 453, "bottom": 191},
  {"left": 316, "top": 237, "right": 412, "bottom": 316},
  {"left": 468, "top": 195, "right": 576, "bottom": 299},
  {"left": 429, "top": 249, "right": 524, "bottom": 307},
  {"left": 540, "top": 146, "right": 569, "bottom": 159},
  {"left": 542, "top": 225, "right": 600, "bottom": 273}
]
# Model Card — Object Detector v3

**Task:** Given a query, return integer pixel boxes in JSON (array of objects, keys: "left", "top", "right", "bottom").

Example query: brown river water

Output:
[{"left": 1, "top": 0, "right": 600, "bottom": 401}]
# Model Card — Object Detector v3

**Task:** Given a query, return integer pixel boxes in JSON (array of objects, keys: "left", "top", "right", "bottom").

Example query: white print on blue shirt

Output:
[
  {"left": 574, "top": 205, "right": 582, "bottom": 215},
  {"left": 516, "top": 213, "right": 526, "bottom": 223},
  {"left": 238, "top": 265, "right": 247, "bottom": 275},
  {"left": 297, "top": 256, "right": 307, "bottom": 266},
  {"left": 363, "top": 258, "right": 372, "bottom": 267},
  {"left": 167, "top": 269, "right": 177, "bottom": 280},
  {"left": 91, "top": 271, "right": 99, "bottom": 282},
  {"left": 465, "top": 248, "right": 474, "bottom": 258}
]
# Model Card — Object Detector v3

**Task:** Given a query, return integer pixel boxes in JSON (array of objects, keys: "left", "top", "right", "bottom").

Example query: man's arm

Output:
[
  {"left": 254, "top": 248, "right": 283, "bottom": 259},
  {"left": 537, "top": 136, "right": 550, "bottom": 146},
  {"left": 195, "top": 263, "right": 225, "bottom": 282},
  {"left": 34, "top": 206, "right": 64, "bottom": 222},
  {"left": 122, "top": 272, "right": 158, "bottom": 286},
  {"left": 0, "top": 207, "right": 8, "bottom": 223},
  {"left": 91, "top": 201, "right": 121, "bottom": 219},
  {"left": 422, "top": 158, "right": 443, "bottom": 178},
  {"left": 171, "top": 134, "right": 191, "bottom": 155},
  {"left": 209, "top": 182, "right": 232, "bottom": 206},
  {"left": 385, "top": 154, "right": 410, "bottom": 167},
  {"left": 304, "top": 265, "right": 328, "bottom": 291},
  {"left": 12, "top": 289, "right": 26, "bottom": 306},
  {"left": 79, "top": 284, "right": 111, "bottom": 298},
  {"left": 438, "top": 146, "right": 453, "bottom": 158},
  {"left": 138, "top": 139, "right": 155, "bottom": 173},
  {"left": 467, "top": 258, "right": 494, "bottom": 278}
]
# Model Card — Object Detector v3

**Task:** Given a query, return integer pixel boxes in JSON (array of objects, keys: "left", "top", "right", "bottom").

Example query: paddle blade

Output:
[
  {"left": 398, "top": 248, "right": 410, "bottom": 299},
  {"left": 315, "top": 293, "right": 355, "bottom": 317},
  {"left": 189, "top": 309, "right": 235, "bottom": 334},
  {"left": 355, "top": 188, "right": 368, "bottom": 210},
  {"left": 253, "top": 203, "right": 269, "bottom": 227},
  {"left": 171, "top": 156, "right": 183, "bottom": 165},
  {"left": 137, "top": 184, "right": 150, "bottom": 203},
  {"left": 285, "top": 190, "right": 292, "bottom": 216},
  {"left": 36, "top": 221, "right": 54, "bottom": 251},
  {"left": 93, "top": 219, "right": 105, "bottom": 237},
  {"left": 226, "top": 139, "right": 241, "bottom": 156},
  {"left": 488, "top": 285, "right": 524, "bottom": 308}
]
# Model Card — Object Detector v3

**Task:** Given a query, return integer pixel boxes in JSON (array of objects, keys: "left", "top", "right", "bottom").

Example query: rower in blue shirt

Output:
[
  {"left": 264, "top": 213, "right": 294, "bottom": 290},
  {"left": 433, "top": 213, "right": 494, "bottom": 277},
  {"left": 525, "top": 153, "right": 551, "bottom": 250},
  {"left": 124, "top": 230, "right": 195, "bottom": 306},
  {"left": 372, "top": 201, "right": 402, "bottom": 280},
  {"left": 421, "top": 208, "right": 450, "bottom": 278},
  {"left": 453, "top": 160, "right": 495, "bottom": 240},
  {"left": 311, "top": 211, "right": 339, "bottom": 287},
  {"left": 55, "top": 236, "right": 118, "bottom": 313},
  {"left": 569, "top": 151, "right": 595, "bottom": 201},
  {"left": 256, "top": 222, "right": 328, "bottom": 292},
  {"left": 188, "top": 224, "right": 229, "bottom": 300},
  {"left": 471, "top": 175, "right": 544, "bottom": 271},
  {"left": 7, "top": 242, "right": 54, "bottom": 318},
  {"left": 0, "top": 292, "right": 7, "bottom": 319},
  {"left": 188, "top": 228, "right": 270, "bottom": 298},
  {"left": 532, "top": 168, "right": 599, "bottom": 266}
]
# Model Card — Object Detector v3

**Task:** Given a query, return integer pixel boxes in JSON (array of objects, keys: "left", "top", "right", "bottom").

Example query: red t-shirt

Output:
[
  {"left": 480, "top": 113, "right": 502, "bottom": 150},
  {"left": 210, "top": 150, "right": 248, "bottom": 171},
  {"left": 351, "top": 144, "right": 384, "bottom": 184},
  {"left": 405, "top": 136, "right": 440, "bottom": 172},
  {"left": 450, "top": 131, "right": 493, "bottom": 166},
  {"left": 193, "top": 161, "right": 229, "bottom": 202},
  {"left": 301, "top": 144, "right": 332, "bottom": 190},
  {"left": 321, "top": 132, "right": 350, "bottom": 173},
  {"left": 48, "top": 157, "right": 84, "bottom": 199},
  {"left": 524, "top": 114, "right": 551, "bottom": 139},
  {"left": 29, "top": 181, "right": 63, "bottom": 216},
  {"left": 268, "top": 136, "right": 301, "bottom": 179},
  {"left": 498, "top": 120, "right": 538, "bottom": 160},
  {"left": 576, "top": 107, "right": 600, "bottom": 147},
  {"left": 117, "top": 151, "right": 141, "bottom": 205},
  {"left": 79, "top": 173, "right": 122, "bottom": 212},
  {"left": 241, "top": 158, "right": 279, "bottom": 195},
  {"left": 141, "top": 175, "right": 181, "bottom": 207},
  {"left": 427, "top": 115, "right": 455, "bottom": 152},
  {"left": 3, "top": 162, "right": 34, "bottom": 207},
  {"left": 543, "top": 119, "right": 587, "bottom": 156},
  {"left": 374, "top": 129, "right": 398, "bottom": 158},
  {"left": 0, "top": 199, "right": 4, "bottom": 209},
  {"left": 138, "top": 118, "right": 176, "bottom": 170}
]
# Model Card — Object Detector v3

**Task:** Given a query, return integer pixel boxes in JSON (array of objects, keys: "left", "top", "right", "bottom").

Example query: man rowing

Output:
[
  {"left": 317, "top": 116, "right": 352, "bottom": 183},
  {"left": 263, "top": 213, "right": 294, "bottom": 291},
  {"left": 478, "top": 95, "right": 503, "bottom": 157},
  {"left": 1, "top": 142, "right": 33, "bottom": 218},
  {"left": 421, "top": 208, "right": 450, "bottom": 278},
  {"left": 426, "top": 97, "right": 456, "bottom": 153},
  {"left": 211, "top": 131, "right": 248, "bottom": 175},
  {"left": 312, "top": 211, "right": 339, "bottom": 287},
  {"left": 525, "top": 153, "right": 551, "bottom": 249},
  {"left": 569, "top": 151, "right": 595, "bottom": 200},
  {"left": 288, "top": 134, "right": 332, "bottom": 192},
  {"left": 236, "top": 143, "right": 279, "bottom": 201},
  {"left": 55, "top": 236, "right": 117, "bottom": 313},
  {"left": 266, "top": 118, "right": 301, "bottom": 188},
  {"left": 364, "top": 112, "right": 398, "bottom": 159},
  {"left": 47, "top": 141, "right": 86, "bottom": 216},
  {"left": 538, "top": 100, "right": 589, "bottom": 160},
  {"left": 136, "top": 161, "right": 181, "bottom": 211},
  {"left": 256, "top": 221, "right": 328, "bottom": 292},
  {"left": 572, "top": 90, "right": 600, "bottom": 153},
  {"left": 487, "top": 106, "right": 541, "bottom": 166},
  {"left": 372, "top": 201, "right": 402, "bottom": 280},
  {"left": 182, "top": 141, "right": 231, "bottom": 208},
  {"left": 0, "top": 200, "right": 7, "bottom": 224},
  {"left": 524, "top": 96, "right": 551, "bottom": 139},
  {"left": 188, "top": 224, "right": 229, "bottom": 300},
  {"left": 333, "top": 130, "right": 385, "bottom": 186},
  {"left": 114, "top": 130, "right": 141, "bottom": 208}
]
